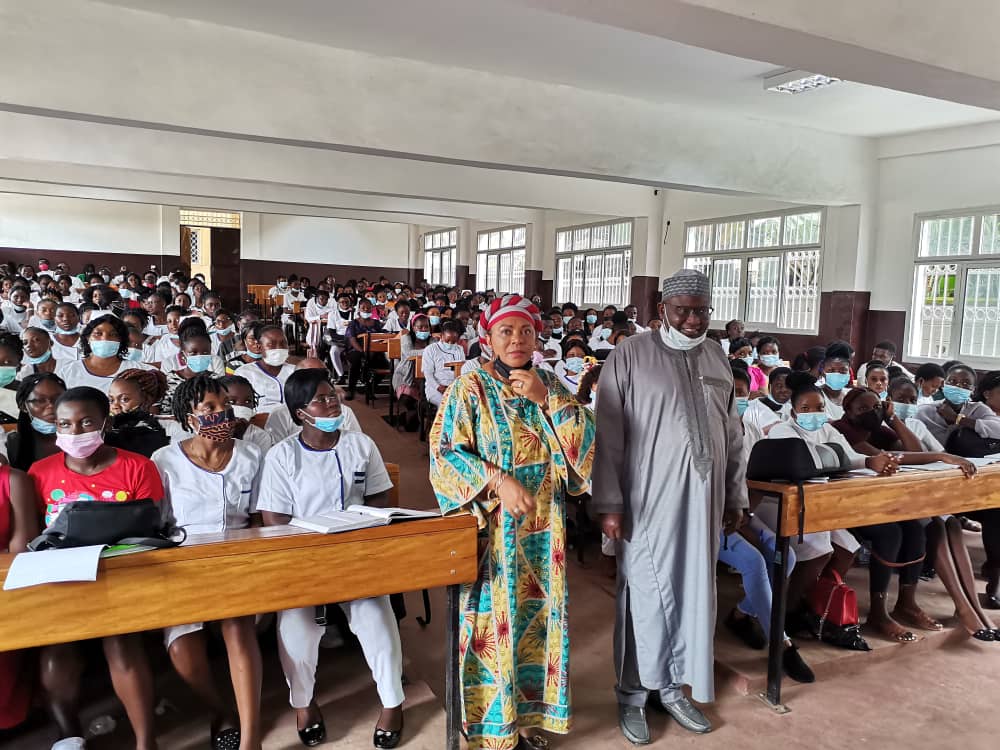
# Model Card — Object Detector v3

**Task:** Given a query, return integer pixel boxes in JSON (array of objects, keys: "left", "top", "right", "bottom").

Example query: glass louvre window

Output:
[
  {"left": 682, "top": 208, "right": 824, "bottom": 331},
  {"left": 423, "top": 229, "right": 456, "bottom": 285},
  {"left": 909, "top": 208, "right": 1000, "bottom": 363},
  {"left": 554, "top": 220, "right": 633, "bottom": 307},
  {"left": 477, "top": 226, "right": 526, "bottom": 294}
]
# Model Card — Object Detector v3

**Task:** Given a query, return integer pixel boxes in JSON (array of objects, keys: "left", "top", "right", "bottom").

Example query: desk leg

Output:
[
  {"left": 445, "top": 584, "right": 462, "bottom": 750},
  {"left": 763, "top": 524, "right": 791, "bottom": 712}
]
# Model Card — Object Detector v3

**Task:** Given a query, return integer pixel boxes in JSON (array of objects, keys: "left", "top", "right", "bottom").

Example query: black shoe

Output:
[
  {"left": 724, "top": 609, "right": 767, "bottom": 650},
  {"left": 373, "top": 720, "right": 403, "bottom": 749},
  {"left": 211, "top": 726, "right": 241, "bottom": 750},
  {"left": 617, "top": 704, "right": 650, "bottom": 745},
  {"left": 971, "top": 628, "right": 996, "bottom": 641},
  {"left": 985, "top": 594, "right": 1000, "bottom": 610},
  {"left": 782, "top": 643, "right": 815, "bottom": 683},
  {"left": 298, "top": 720, "right": 326, "bottom": 747}
]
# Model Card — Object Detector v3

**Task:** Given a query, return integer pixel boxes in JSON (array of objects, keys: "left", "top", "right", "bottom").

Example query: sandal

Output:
[
  {"left": 971, "top": 628, "right": 996, "bottom": 642},
  {"left": 892, "top": 607, "right": 944, "bottom": 632},
  {"left": 211, "top": 727, "right": 241, "bottom": 750}
]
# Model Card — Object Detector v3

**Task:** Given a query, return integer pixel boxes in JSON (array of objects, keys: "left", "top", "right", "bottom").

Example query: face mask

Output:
[
  {"left": 628, "top": 315, "right": 637, "bottom": 322},
  {"left": 31, "top": 416, "right": 57, "bottom": 435},
  {"left": 11, "top": 304, "right": 26, "bottom": 314},
  {"left": 856, "top": 409, "right": 884, "bottom": 433},
  {"left": 245, "top": 350, "right": 263, "bottom": 360},
  {"left": 305, "top": 413, "right": 344, "bottom": 433},
  {"left": 119, "top": 289, "right": 131, "bottom": 300},
  {"left": 875, "top": 390, "right": 888, "bottom": 402},
  {"left": 662, "top": 324, "right": 707, "bottom": 351},
  {"left": 943, "top": 384, "right": 972, "bottom": 405},
  {"left": 263, "top": 348, "right": 289, "bottom": 366},
  {"left": 360, "top": 312, "right": 373, "bottom": 319},
  {"left": 0, "top": 366, "right": 16, "bottom": 388},
  {"left": 892, "top": 402, "right": 917, "bottom": 421},
  {"left": 415, "top": 330, "right": 431, "bottom": 341},
  {"left": 585, "top": 315, "right": 598, "bottom": 325},
  {"left": 736, "top": 397, "right": 749, "bottom": 417},
  {"left": 40, "top": 318, "right": 56, "bottom": 331},
  {"left": 551, "top": 327, "right": 563, "bottom": 336},
  {"left": 367, "top": 296, "right": 377, "bottom": 305},
  {"left": 741, "top": 356, "right": 754, "bottom": 367},
  {"left": 277, "top": 282, "right": 288, "bottom": 290},
  {"left": 185, "top": 354, "right": 214, "bottom": 373},
  {"left": 24, "top": 349, "right": 52, "bottom": 366},
  {"left": 190, "top": 408, "right": 236, "bottom": 443},
  {"left": 563, "top": 315, "right": 573, "bottom": 325},
  {"left": 760, "top": 354, "right": 781, "bottom": 368},
  {"left": 214, "top": 325, "right": 235, "bottom": 336},
  {"left": 121, "top": 347, "right": 143, "bottom": 363},
  {"left": 599, "top": 328, "right": 612, "bottom": 341},
  {"left": 565, "top": 356, "right": 585, "bottom": 373},
  {"left": 395, "top": 287, "right": 402, "bottom": 294},
  {"left": 795, "top": 412, "right": 829, "bottom": 432},
  {"left": 56, "top": 430, "right": 105, "bottom": 458},
  {"left": 824, "top": 372, "right": 850, "bottom": 391},
  {"left": 428, "top": 316, "right": 441, "bottom": 326},
  {"left": 89, "top": 340, "right": 120, "bottom": 359},
  {"left": 231, "top": 405, "right": 256, "bottom": 421}
]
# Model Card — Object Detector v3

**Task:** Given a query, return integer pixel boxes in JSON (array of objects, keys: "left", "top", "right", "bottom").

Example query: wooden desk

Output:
[
  {"left": 0, "top": 516, "right": 478, "bottom": 750},
  {"left": 447, "top": 361, "right": 465, "bottom": 377},
  {"left": 748, "top": 465, "right": 1000, "bottom": 709}
]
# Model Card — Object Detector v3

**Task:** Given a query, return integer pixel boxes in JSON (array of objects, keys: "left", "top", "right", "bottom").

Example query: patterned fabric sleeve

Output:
[
  {"left": 428, "top": 376, "right": 502, "bottom": 528},
  {"left": 540, "top": 369, "right": 596, "bottom": 496}
]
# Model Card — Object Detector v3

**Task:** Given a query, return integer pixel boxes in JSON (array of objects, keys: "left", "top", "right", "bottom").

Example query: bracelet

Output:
[{"left": 486, "top": 472, "right": 507, "bottom": 503}]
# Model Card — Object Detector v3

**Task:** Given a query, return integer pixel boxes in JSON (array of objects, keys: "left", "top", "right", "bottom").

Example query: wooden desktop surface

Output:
[
  {"left": 0, "top": 515, "right": 478, "bottom": 652},
  {"left": 748, "top": 463, "right": 1000, "bottom": 537}
]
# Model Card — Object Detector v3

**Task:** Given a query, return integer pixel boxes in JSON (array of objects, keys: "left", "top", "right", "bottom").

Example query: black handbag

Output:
[
  {"left": 27, "top": 499, "right": 186, "bottom": 551},
  {"left": 945, "top": 427, "right": 1000, "bottom": 458}
]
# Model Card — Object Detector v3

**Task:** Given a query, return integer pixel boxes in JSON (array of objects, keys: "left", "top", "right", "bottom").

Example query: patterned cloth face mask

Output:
[{"left": 190, "top": 408, "right": 236, "bottom": 442}]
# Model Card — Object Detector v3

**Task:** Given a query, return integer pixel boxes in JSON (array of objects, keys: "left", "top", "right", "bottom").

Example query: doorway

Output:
[{"left": 179, "top": 210, "right": 242, "bottom": 310}]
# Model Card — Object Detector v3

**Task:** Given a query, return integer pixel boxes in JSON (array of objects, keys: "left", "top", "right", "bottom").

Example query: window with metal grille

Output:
[
  {"left": 179, "top": 210, "right": 241, "bottom": 228},
  {"left": 909, "top": 209, "right": 1000, "bottom": 364},
  {"left": 476, "top": 225, "right": 526, "bottom": 295},
  {"left": 423, "top": 229, "right": 457, "bottom": 286},
  {"left": 682, "top": 208, "right": 823, "bottom": 332},
  {"left": 555, "top": 219, "right": 632, "bottom": 307}
]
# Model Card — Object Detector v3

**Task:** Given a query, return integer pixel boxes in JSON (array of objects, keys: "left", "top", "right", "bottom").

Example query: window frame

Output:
[
  {"left": 554, "top": 218, "right": 634, "bottom": 308},
  {"left": 422, "top": 228, "right": 457, "bottom": 286},
  {"left": 476, "top": 224, "right": 526, "bottom": 295},
  {"left": 906, "top": 205, "right": 1000, "bottom": 369},
  {"left": 681, "top": 207, "right": 825, "bottom": 335}
]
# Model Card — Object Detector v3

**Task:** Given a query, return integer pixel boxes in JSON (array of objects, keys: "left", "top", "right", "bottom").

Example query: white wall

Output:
[
  {"left": 873, "top": 141, "right": 1000, "bottom": 311},
  {"left": 250, "top": 213, "right": 409, "bottom": 267},
  {"left": 0, "top": 192, "right": 176, "bottom": 255}
]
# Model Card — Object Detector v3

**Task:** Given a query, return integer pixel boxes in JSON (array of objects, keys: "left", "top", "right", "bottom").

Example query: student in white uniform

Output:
[
  {"left": 152, "top": 375, "right": 264, "bottom": 750},
  {"left": 55, "top": 316, "right": 149, "bottom": 394},
  {"left": 149, "top": 305, "right": 186, "bottom": 365},
  {"left": 326, "top": 293, "right": 356, "bottom": 378},
  {"left": 553, "top": 339, "right": 590, "bottom": 395},
  {"left": 913, "top": 362, "right": 946, "bottom": 406},
  {"left": 0, "top": 286, "right": 31, "bottom": 334},
  {"left": 17, "top": 326, "right": 58, "bottom": 381},
  {"left": 754, "top": 372, "right": 889, "bottom": 620},
  {"left": 158, "top": 318, "right": 227, "bottom": 413},
  {"left": 381, "top": 300, "right": 412, "bottom": 334},
  {"left": 304, "top": 289, "right": 335, "bottom": 355},
  {"left": 50, "top": 303, "right": 82, "bottom": 362},
  {"left": 217, "top": 374, "right": 275, "bottom": 453},
  {"left": 0, "top": 333, "right": 24, "bottom": 420},
  {"left": 232, "top": 325, "right": 294, "bottom": 412},
  {"left": 888, "top": 377, "right": 943, "bottom": 452},
  {"left": 742, "top": 366, "right": 792, "bottom": 443},
  {"left": 855, "top": 340, "right": 914, "bottom": 386},
  {"left": 261, "top": 360, "right": 362, "bottom": 442},
  {"left": 819, "top": 345, "right": 852, "bottom": 420},
  {"left": 422, "top": 320, "right": 464, "bottom": 407},
  {"left": 257, "top": 370, "right": 405, "bottom": 749}
]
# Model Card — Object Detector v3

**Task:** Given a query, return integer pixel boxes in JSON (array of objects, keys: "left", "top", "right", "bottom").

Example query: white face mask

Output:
[
  {"left": 231, "top": 405, "right": 256, "bottom": 421},
  {"left": 661, "top": 323, "right": 707, "bottom": 351},
  {"left": 263, "top": 348, "right": 289, "bottom": 366}
]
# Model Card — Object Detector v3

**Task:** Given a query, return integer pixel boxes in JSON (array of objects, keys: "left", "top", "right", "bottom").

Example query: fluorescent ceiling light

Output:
[{"left": 764, "top": 69, "right": 842, "bottom": 94}]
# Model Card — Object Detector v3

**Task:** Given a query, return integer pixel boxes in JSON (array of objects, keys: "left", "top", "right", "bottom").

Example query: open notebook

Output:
[{"left": 289, "top": 506, "right": 439, "bottom": 534}]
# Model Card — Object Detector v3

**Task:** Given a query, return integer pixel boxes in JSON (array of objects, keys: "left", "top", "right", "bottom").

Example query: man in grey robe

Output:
[{"left": 593, "top": 268, "right": 748, "bottom": 744}]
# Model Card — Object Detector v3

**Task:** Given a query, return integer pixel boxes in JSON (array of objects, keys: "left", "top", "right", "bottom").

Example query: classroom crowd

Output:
[{"left": 0, "top": 259, "right": 997, "bottom": 750}]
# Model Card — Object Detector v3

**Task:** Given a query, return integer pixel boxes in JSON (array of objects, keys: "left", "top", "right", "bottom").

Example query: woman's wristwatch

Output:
[{"left": 955, "top": 413, "right": 965, "bottom": 427}]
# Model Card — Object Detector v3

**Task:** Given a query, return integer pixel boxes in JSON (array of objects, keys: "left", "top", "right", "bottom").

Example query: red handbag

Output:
[{"left": 810, "top": 569, "right": 859, "bottom": 630}]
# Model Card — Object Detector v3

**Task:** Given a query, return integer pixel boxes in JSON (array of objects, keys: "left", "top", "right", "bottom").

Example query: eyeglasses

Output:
[
  {"left": 309, "top": 394, "right": 342, "bottom": 406},
  {"left": 26, "top": 397, "right": 58, "bottom": 408},
  {"left": 666, "top": 304, "right": 714, "bottom": 320}
]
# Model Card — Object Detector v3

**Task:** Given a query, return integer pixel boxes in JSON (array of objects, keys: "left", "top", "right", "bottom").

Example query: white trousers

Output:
[
  {"left": 276, "top": 596, "right": 405, "bottom": 710},
  {"left": 328, "top": 344, "right": 345, "bottom": 376}
]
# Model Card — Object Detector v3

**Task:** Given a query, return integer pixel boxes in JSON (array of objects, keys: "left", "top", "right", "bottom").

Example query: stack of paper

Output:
[{"left": 3, "top": 545, "right": 104, "bottom": 591}]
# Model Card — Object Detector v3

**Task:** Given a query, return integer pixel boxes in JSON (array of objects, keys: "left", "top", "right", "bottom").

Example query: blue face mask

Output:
[
  {"left": 943, "top": 384, "right": 972, "bottom": 405},
  {"left": 126, "top": 347, "right": 144, "bottom": 362},
  {"left": 585, "top": 314, "right": 598, "bottom": 325},
  {"left": 563, "top": 315, "right": 573, "bottom": 325},
  {"left": 796, "top": 411, "right": 829, "bottom": 432},
  {"left": 89, "top": 340, "right": 120, "bottom": 359},
  {"left": 0, "top": 366, "right": 15, "bottom": 388},
  {"left": 40, "top": 319, "right": 56, "bottom": 331},
  {"left": 741, "top": 356, "right": 754, "bottom": 368},
  {"left": 119, "top": 289, "right": 131, "bottom": 299},
  {"left": 214, "top": 325, "right": 235, "bottom": 336},
  {"left": 415, "top": 330, "right": 431, "bottom": 341},
  {"left": 24, "top": 350, "right": 52, "bottom": 365},
  {"left": 760, "top": 354, "right": 781, "bottom": 368},
  {"left": 876, "top": 390, "right": 888, "bottom": 402},
  {"left": 245, "top": 350, "right": 263, "bottom": 360},
  {"left": 429, "top": 316, "right": 441, "bottom": 326},
  {"left": 736, "top": 397, "right": 749, "bottom": 416},
  {"left": 185, "top": 354, "right": 213, "bottom": 373},
  {"left": 824, "top": 371, "right": 851, "bottom": 391},
  {"left": 308, "top": 414, "right": 344, "bottom": 433},
  {"left": 599, "top": 328, "right": 611, "bottom": 340},
  {"left": 892, "top": 402, "right": 917, "bottom": 421},
  {"left": 31, "top": 416, "right": 57, "bottom": 435},
  {"left": 565, "top": 356, "right": 585, "bottom": 373}
]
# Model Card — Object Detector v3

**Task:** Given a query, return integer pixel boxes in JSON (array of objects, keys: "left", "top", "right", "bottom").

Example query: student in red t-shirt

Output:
[{"left": 29, "top": 386, "right": 164, "bottom": 750}]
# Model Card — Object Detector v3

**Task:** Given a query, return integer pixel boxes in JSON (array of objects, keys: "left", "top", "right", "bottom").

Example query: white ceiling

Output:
[{"left": 97, "top": 0, "right": 1000, "bottom": 138}]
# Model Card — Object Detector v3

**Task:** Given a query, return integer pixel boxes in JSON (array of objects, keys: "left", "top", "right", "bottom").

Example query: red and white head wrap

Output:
[{"left": 479, "top": 294, "right": 543, "bottom": 334}]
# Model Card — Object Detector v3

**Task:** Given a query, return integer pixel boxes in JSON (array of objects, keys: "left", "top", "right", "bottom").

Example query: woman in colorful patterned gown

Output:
[{"left": 429, "top": 294, "right": 596, "bottom": 750}]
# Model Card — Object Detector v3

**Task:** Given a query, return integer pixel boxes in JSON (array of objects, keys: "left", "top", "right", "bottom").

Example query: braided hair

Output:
[
  {"left": 218, "top": 375, "right": 259, "bottom": 409},
  {"left": 113, "top": 368, "right": 168, "bottom": 410},
  {"left": 171, "top": 373, "right": 228, "bottom": 432}
]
